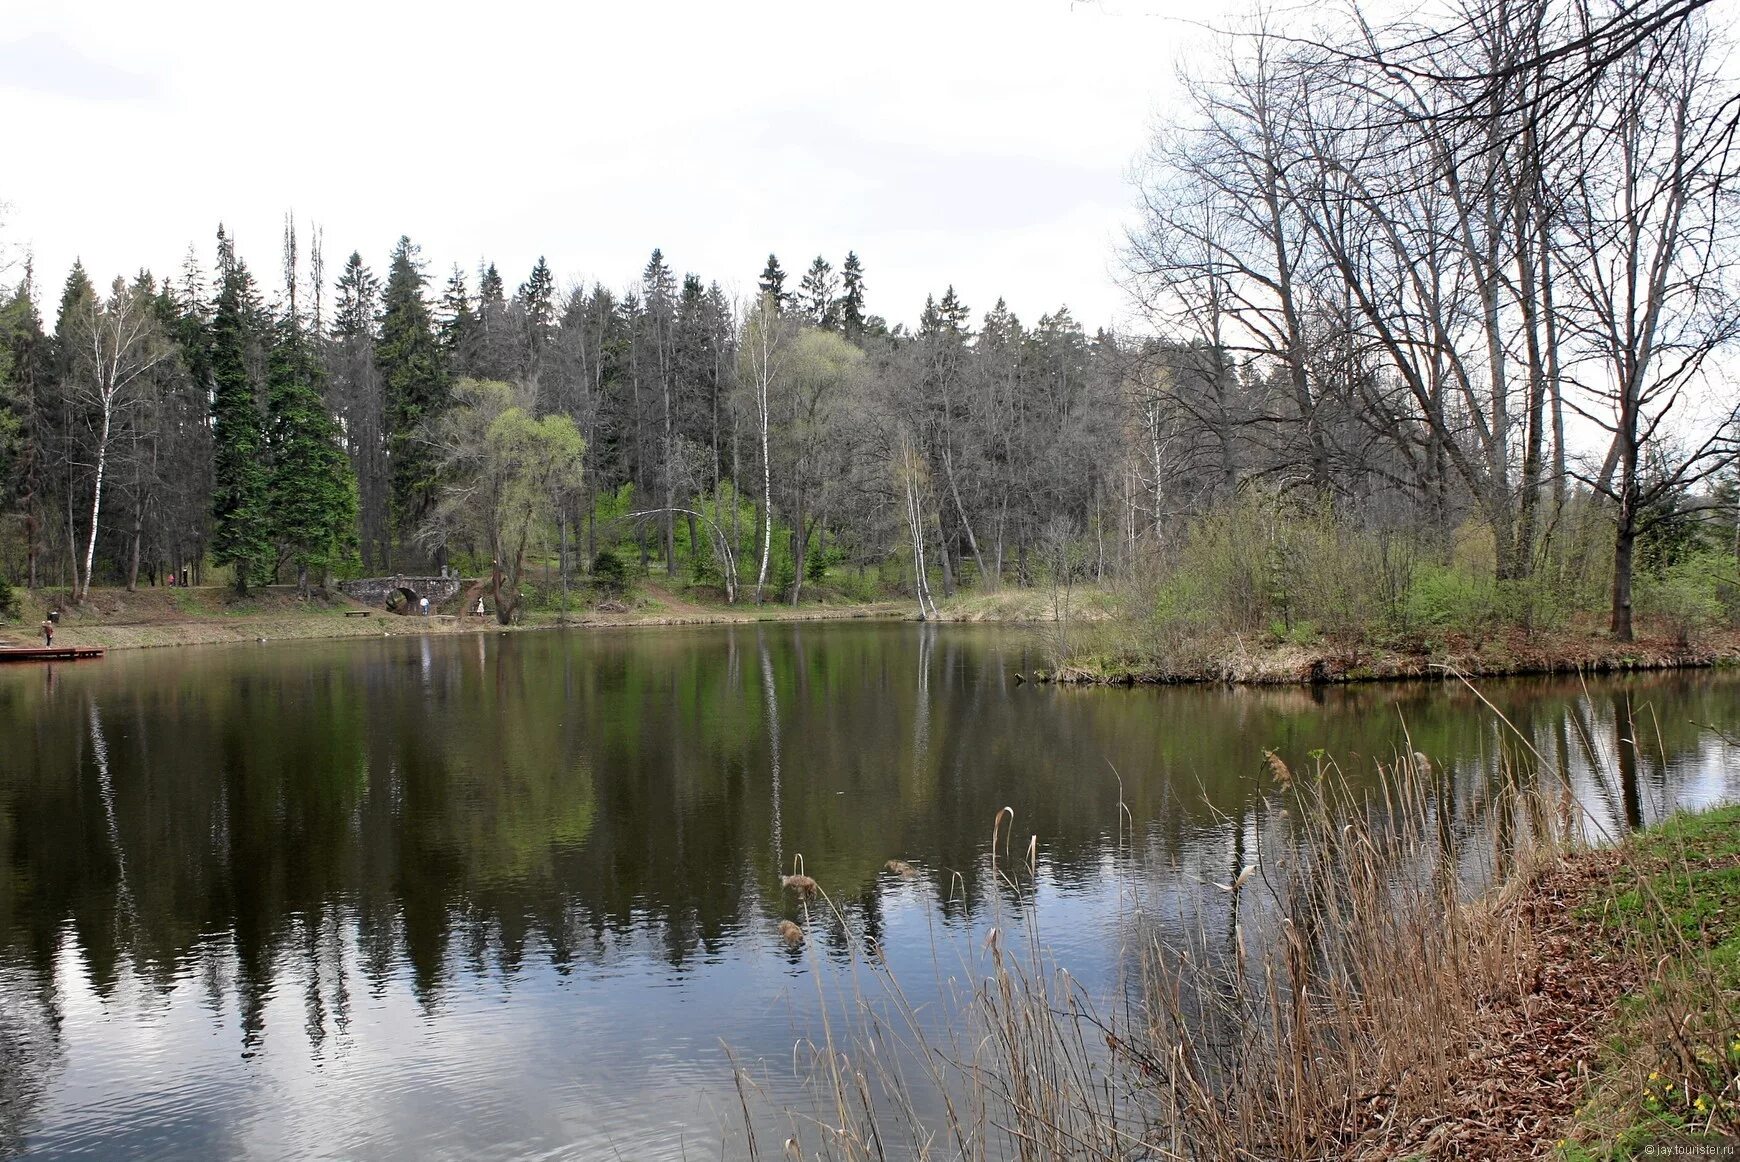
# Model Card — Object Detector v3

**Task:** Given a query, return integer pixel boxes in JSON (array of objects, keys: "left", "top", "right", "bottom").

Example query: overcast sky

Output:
[{"left": 0, "top": 0, "right": 1220, "bottom": 332}]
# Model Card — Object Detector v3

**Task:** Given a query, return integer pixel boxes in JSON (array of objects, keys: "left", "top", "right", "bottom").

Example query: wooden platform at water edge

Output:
[{"left": 0, "top": 645, "right": 105, "bottom": 663}]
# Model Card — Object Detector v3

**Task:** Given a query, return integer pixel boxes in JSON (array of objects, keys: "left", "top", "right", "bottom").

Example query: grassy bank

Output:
[
  {"left": 736, "top": 754, "right": 1740, "bottom": 1159},
  {"left": 0, "top": 582, "right": 910, "bottom": 652},
  {"left": 1033, "top": 618, "right": 1740, "bottom": 686}
]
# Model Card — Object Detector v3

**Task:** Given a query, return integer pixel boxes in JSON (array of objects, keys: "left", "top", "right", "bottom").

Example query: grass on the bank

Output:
[{"left": 1562, "top": 804, "right": 1740, "bottom": 1159}]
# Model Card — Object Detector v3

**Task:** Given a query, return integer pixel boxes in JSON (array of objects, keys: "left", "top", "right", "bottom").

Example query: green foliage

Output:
[
  {"left": 431, "top": 379, "right": 584, "bottom": 623},
  {"left": 823, "top": 566, "right": 883, "bottom": 604},
  {"left": 1404, "top": 565, "right": 1502, "bottom": 636},
  {"left": 590, "top": 549, "right": 629, "bottom": 596},
  {"left": 1636, "top": 550, "right": 1732, "bottom": 644},
  {"left": 0, "top": 573, "right": 17, "bottom": 621},
  {"left": 378, "top": 236, "right": 448, "bottom": 551},
  {"left": 1121, "top": 492, "right": 1599, "bottom": 666},
  {"left": 208, "top": 250, "right": 272, "bottom": 594},
  {"left": 807, "top": 541, "right": 838, "bottom": 583},
  {"left": 1564, "top": 806, "right": 1740, "bottom": 1157},
  {"left": 266, "top": 316, "right": 357, "bottom": 587}
]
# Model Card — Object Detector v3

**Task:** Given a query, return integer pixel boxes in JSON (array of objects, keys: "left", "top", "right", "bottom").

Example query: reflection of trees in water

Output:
[
  {"left": 0, "top": 972, "right": 62, "bottom": 1155},
  {"left": 1, "top": 637, "right": 1739, "bottom": 1048},
  {"left": 760, "top": 629, "right": 783, "bottom": 874}
]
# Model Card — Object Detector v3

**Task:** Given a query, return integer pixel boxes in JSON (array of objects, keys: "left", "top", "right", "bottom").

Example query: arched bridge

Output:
[{"left": 338, "top": 575, "right": 466, "bottom": 612}]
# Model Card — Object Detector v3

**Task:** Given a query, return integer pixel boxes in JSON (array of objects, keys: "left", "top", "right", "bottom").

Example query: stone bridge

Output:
[{"left": 338, "top": 575, "right": 468, "bottom": 612}]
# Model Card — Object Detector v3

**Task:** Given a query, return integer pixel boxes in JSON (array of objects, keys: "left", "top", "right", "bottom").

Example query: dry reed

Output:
[{"left": 730, "top": 700, "right": 1740, "bottom": 1159}]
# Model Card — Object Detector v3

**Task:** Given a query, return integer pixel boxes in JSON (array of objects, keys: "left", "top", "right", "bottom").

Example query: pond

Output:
[{"left": 1, "top": 623, "right": 1737, "bottom": 1158}]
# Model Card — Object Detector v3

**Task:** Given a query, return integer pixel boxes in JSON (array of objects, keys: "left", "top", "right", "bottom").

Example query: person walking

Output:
[{"left": 41, "top": 620, "right": 53, "bottom": 647}]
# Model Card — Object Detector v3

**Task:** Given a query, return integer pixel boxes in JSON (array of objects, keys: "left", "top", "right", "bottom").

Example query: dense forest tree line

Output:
[
  {"left": 0, "top": 222, "right": 1132, "bottom": 617},
  {"left": 0, "top": 0, "right": 1735, "bottom": 644}
]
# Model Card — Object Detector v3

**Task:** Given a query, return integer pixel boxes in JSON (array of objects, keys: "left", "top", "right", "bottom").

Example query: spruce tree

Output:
[
  {"left": 209, "top": 245, "right": 272, "bottom": 594},
  {"left": 474, "top": 261, "right": 516, "bottom": 380},
  {"left": 334, "top": 252, "right": 379, "bottom": 338},
  {"left": 757, "top": 254, "right": 789, "bottom": 312},
  {"left": 518, "top": 256, "right": 556, "bottom": 355},
  {"left": 799, "top": 256, "right": 838, "bottom": 329},
  {"left": 0, "top": 269, "right": 47, "bottom": 587},
  {"left": 478, "top": 262, "right": 506, "bottom": 309},
  {"left": 376, "top": 236, "right": 447, "bottom": 563},
  {"left": 839, "top": 252, "right": 867, "bottom": 339},
  {"left": 332, "top": 251, "right": 386, "bottom": 568},
  {"left": 267, "top": 239, "right": 358, "bottom": 597},
  {"left": 438, "top": 265, "right": 477, "bottom": 373}
]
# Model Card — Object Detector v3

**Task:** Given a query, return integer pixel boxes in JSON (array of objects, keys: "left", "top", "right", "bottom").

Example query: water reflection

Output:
[{"left": 1, "top": 626, "right": 1738, "bottom": 1157}]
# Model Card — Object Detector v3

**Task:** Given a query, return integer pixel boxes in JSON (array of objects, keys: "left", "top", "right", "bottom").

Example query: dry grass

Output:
[{"left": 732, "top": 704, "right": 1740, "bottom": 1159}]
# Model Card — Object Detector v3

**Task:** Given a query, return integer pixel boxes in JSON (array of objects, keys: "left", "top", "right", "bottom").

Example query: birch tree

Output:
[
  {"left": 67, "top": 276, "right": 169, "bottom": 601},
  {"left": 739, "top": 293, "right": 790, "bottom": 603}
]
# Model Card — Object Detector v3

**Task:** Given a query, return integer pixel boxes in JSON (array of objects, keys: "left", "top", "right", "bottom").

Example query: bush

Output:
[
  {"left": 1403, "top": 565, "right": 1501, "bottom": 639},
  {"left": 806, "top": 543, "right": 837, "bottom": 583},
  {"left": 590, "top": 549, "right": 630, "bottom": 597},
  {"left": 829, "top": 566, "right": 883, "bottom": 604},
  {"left": 1637, "top": 551, "right": 1729, "bottom": 645},
  {"left": 0, "top": 575, "right": 16, "bottom": 622}
]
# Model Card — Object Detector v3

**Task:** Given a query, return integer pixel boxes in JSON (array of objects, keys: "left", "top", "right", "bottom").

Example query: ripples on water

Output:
[{"left": 1, "top": 623, "right": 1737, "bottom": 1158}]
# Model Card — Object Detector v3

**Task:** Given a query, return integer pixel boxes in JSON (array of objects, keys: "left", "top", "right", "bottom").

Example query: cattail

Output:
[
  {"left": 1214, "top": 864, "right": 1258, "bottom": 893},
  {"left": 1265, "top": 749, "right": 1295, "bottom": 788},
  {"left": 781, "top": 853, "right": 817, "bottom": 895}
]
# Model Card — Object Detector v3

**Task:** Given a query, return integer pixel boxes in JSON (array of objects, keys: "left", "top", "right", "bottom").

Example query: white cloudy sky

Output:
[{"left": 0, "top": 0, "right": 1225, "bottom": 331}]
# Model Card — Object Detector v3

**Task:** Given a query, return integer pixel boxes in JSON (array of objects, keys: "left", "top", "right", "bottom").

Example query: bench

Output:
[{"left": 344, "top": 609, "right": 373, "bottom": 618}]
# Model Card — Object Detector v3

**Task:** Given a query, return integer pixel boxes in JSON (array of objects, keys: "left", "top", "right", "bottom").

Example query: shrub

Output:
[
  {"left": 829, "top": 566, "right": 882, "bottom": 604},
  {"left": 806, "top": 543, "right": 837, "bottom": 583},
  {"left": 0, "top": 575, "right": 17, "bottom": 622},
  {"left": 1636, "top": 551, "right": 1729, "bottom": 645},
  {"left": 590, "top": 549, "right": 630, "bottom": 597},
  {"left": 1404, "top": 564, "right": 1501, "bottom": 639}
]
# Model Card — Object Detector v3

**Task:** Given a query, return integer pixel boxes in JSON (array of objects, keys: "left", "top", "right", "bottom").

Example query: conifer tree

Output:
[
  {"left": 439, "top": 265, "right": 476, "bottom": 368},
  {"left": 758, "top": 254, "right": 789, "bottom": 312},
  {"left": 0, "top": 268, "right": 47, "bottom": 587},
  {"left": 267, "top": 229, "right": 358, "bottom": 596},
  {"left": 47, "top": 263, "right": 96, "bottom": 590},
  {"left": 474, "top": 261, "right": 517, "bottom": 380},
  {"left": 331, "top": 251, "right": 387, "bottom": 568},
  {"left": 478, "top": 262, "right": 506, "bottom": 309},
  {"left": 376, "top": 236, "right": 447, "bottom": 563},
  {"left": 209, "top": 237, "right": 272, "bottom": 594},
  {"left": 799, "top": 256, "right": 838, "bottom": 329},
  {"left": 518, "top": 256, "right": 556, "bottom": 355},
  {"left": 839, "top": 251, "right": 867, "bottom": 339}
]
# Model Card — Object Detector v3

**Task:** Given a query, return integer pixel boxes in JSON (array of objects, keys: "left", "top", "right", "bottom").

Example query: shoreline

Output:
[
  {"left": 1447, "top": 804, "right": 1740, "bottom": 1155},
  {"left": 0, "top": 589, "right": 914, "bottom": 653},
  {"left": 1026, "top": 630, "right": 1740, "bottom": 687},
  {"left": 6, "top": 588, "right": 1740, "bottom": 694}
]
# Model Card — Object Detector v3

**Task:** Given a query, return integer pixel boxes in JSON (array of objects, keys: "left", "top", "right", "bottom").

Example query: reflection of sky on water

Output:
[{"left": 3, "top": 626, "right": 1740, "bottom": 1158}]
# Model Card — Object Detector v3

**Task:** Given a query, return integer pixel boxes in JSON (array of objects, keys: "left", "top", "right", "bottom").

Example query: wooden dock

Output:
[{"left": 0, "top": 645, "right": 105, "bottom": 663}]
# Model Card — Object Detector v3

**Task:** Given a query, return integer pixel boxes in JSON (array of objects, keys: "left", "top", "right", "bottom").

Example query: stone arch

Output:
[{"left": 385, "top": 587, "right": 420, "bottom": 614}]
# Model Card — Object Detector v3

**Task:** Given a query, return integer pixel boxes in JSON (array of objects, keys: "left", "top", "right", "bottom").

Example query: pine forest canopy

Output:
[{"left": 0, "top": 0, "right": 1735, "bottom": 645}]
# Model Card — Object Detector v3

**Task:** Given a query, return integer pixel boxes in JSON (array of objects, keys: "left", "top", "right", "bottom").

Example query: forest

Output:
[{"left": 0, "top": 0, "right": 1737, "bottom": 652}]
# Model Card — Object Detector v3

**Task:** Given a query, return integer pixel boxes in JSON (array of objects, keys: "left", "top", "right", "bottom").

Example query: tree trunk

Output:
[
  {"left": 78, "top": 405, "right": 114, "bottom": 603},
  {"left": 1610, "top": 493, "right": 1636, "bottom": 642},
  {"left": 934, "top": 508, "right": 955, "bottom": 598},
  {"left": 755, "top": 395, "right": 773, "bottom": 604}
]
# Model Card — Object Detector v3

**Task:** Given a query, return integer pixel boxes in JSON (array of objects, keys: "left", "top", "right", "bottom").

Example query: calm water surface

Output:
[{"left": 2, "top": 622, "right": 1739, "bottom": 1158}]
